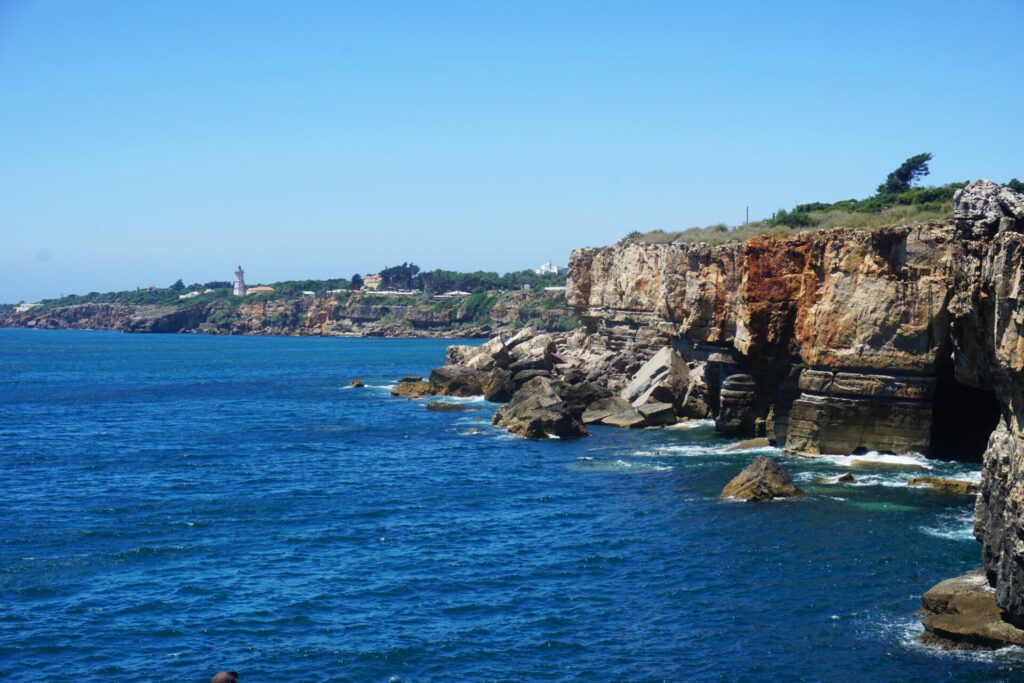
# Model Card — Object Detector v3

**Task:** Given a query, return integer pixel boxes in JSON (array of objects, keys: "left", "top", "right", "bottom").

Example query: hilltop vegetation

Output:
[
  {"left": 624, "top": 154, "right": 1020, "bottom": 245},
  {"left": 20, "top": 265, "right": 566, "bottom": 311}
]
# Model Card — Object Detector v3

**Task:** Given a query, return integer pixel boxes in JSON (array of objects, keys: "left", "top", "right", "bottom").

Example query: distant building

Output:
[
  {"left": 362, "top": 274, "right": 383, "bottom": 290},
  {"left": 543, "top": 286, "right": 567, "bottom": 293},
  {"left": 301, "top": 290, "right": 316, "bottom": 297},
  {"left": 246, "top": 286, "right": 275, "bottom": 295},
  {"left": 178, "top": 290, "right": 202, "bottom": 300},
  {"left": 533, "top": 261, "right": 568, "bottom": 276},
  {"left": 14, "top": 302, "right": 40, "bottom": 313},
  {"left": 233, "top": 265, "right": 247, "bottom": 296},
  {"left": 434, "top": 290, "right": 472, "bottom": 299}
]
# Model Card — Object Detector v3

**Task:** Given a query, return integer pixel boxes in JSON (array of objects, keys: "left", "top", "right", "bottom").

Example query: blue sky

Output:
[{"left": 1, "top": 1, "right": 1022, "bottom": 302}]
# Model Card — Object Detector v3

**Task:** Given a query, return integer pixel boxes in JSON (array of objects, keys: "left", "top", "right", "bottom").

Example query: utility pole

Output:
[{"left": 745, "top": 206, "right": 749, "bottom": 224}]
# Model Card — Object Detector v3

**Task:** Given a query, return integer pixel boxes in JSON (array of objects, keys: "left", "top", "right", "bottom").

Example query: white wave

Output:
[
  {"left": 632, "top": 444, "right": 709, "bottom": 458},
  {"left": 435, "top": 394, "right": 489, "bottom": 404},
  {"left": 364, "top": 383, "right": 397, "bottom": 390},
  {"left": 921, "top": 509, "right": 976, "bottom": 542},
  {"left": 719, "top": 443, "right": 783, "bottom": 455},
  {"left": 818, "top": 451, "right": 933, "bottom": 470},
  {"left": 665, "top": 419, "right": 715, "bottom": 430}
]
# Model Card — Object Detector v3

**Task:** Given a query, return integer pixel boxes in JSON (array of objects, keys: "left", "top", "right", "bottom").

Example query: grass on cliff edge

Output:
[{"left": 626, "top": 203, "right": 954, "bottom": 246}]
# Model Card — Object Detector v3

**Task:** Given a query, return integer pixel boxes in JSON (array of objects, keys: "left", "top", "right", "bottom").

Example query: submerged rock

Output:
[
  {"left": 492, "top": 377, "right": 588, "bottom": 440},
  {"left": 818, "top": 472, "right": 856, "bottom": 485},
  {"left": 920, "top": 569, "right": 1024, "bottom": 649},
  {"left": 720, "top": 456, "right": 805, "bottom": 502},
  {"left": 908, "top": 477, "right": 980, "bottom": 495},
  {"left": 724, "top": 437, "right": 772, "bottom": 452},
  {"left": 425, "top": 401, "right": 478, "bottom": 412}
]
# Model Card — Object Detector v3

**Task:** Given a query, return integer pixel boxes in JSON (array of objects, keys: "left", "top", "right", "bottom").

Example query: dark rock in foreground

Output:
[
  {"left": 720, "top": 456, "right": 805, "bottom": 502},
  {"left": 492, "top": 377, "right": 588, "bottom": 440},
  {"left": 348, "top": 378, "right": 365, "bottom": 388},
  {"left": 920, "top": 569, "right": 1024, "bottom": 649}
]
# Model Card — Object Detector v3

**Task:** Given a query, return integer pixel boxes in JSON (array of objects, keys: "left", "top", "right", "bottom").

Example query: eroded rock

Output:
[{"left": 720, "top": 456, "right": 805, "bottom": 502}]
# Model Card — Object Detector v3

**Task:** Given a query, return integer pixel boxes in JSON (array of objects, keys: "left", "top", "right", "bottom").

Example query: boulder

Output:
[
  {"left": 720, "top": 456, "right": 805, "bottom": 502},
  {"left": 620, "top": 346, "right": 690, "bottom": 409},
  {"left": 581, "top": 396, "right": 644, "bottom": 427},
  {"left": 392, "top": 380, "right": 435, "bottom": 398},
  {"left": 399, "top": 375, "right": 422, "bottom": 383},
  {"left": 426, "top": 401, "right": 478, "bottom": 412},
  {"left": 637, "top": 401, "right": 676, "bottom": 426},
  {"left": 348, "top": 378, "right": 365, "bottom": 388},
  {"left": 554, "top": 380, "right": 611, "bottom": 416},
  {"left": 446, "top": 344, "right": 478, "bottom": 366},
  {"left": 428, "top": 365, "right": 486, "bottom": 397},
  {"left": 954, "top": 179, "right": 1024, "bottom": 238},
  {"left": 920, "top": 569, "right": 1024, "bottom": 649},
  {"left": 908, "top": 477, "right": 980, "bottom": 495},
  {"left": 481, "top": 368, "right": 515, "bottom": 403},
  {"left": 512, "top": 369, "right": 551, "bottom": 386},
  {"left": 504, "top": 326, "right": 537, "bottom": 351},
  {"left": 818, "top": 472, "right": 856, "bottom": 485},
  {"left": 492, "top": 377, "right": 588, "bottom": 440},
  {"left": 508, "top": 333, "right": 555, "bottom": 372}
]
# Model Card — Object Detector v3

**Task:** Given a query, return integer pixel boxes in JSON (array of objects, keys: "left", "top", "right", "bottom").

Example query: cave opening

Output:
[{"left": 929, "top": 357, "right": 1001, "bottom": 462}]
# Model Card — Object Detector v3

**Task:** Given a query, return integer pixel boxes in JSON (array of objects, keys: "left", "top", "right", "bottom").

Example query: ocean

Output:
[{"left": 0, "top": 329, "right": 1019, "bottom": 681}]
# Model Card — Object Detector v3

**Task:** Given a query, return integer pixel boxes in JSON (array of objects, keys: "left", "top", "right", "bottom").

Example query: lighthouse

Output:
[{"left": 233, "top": 265, "right": 246, "bottom": 297}]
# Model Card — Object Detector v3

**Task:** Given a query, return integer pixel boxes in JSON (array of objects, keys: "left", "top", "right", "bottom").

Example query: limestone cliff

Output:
[{"left": 568, "top": 178, "right": 1024, "bottom": 631}]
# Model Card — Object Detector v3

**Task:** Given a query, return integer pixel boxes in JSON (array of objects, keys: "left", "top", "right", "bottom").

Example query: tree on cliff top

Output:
[{"left": 877, "top": 153, "right": 933, "bottom": 195}]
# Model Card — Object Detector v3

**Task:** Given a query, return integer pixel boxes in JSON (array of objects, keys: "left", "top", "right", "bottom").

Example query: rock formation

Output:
[
  {"left": 720, "top": 456, "right": 805, "bottom": 502},
  {"left": 410, "top": 179, "right": 1024, "bottom": 637}
]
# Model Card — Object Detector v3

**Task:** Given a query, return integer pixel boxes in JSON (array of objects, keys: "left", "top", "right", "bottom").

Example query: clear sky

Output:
[{"left": 2, "top": 1, "right": 1022, "bottom": 302}]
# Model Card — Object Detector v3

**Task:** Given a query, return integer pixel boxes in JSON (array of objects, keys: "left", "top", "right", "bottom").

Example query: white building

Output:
[
  {"left": 233, "top": 265, "right": 247, "bottom": 296},
  {"left": 533, "top": 261, "right": 568, "bottom": 276}
]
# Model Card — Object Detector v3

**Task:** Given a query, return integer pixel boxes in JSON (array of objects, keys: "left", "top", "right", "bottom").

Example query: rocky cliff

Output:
[
  {"left": 1, "top": 290, "right": 576, "bottom": 339},
  {"left": 565, "top": 178, "right": 1024, "bottom": 639}
]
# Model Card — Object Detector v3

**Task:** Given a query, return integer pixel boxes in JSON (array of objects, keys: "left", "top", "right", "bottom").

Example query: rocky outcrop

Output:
[
  {"left": 908, "top": 477, "right": 980, "bottom": 495},
  {"left": 1, "top": 290, "right": 578, "bottom": 339},
  {"left": 491, "top": 377, "right": 588, "bottom": 439},
  {"left": 720, "top": 456, "right": 805, "bottom": 502},
  {"left": 409, "top": 180, "right": 1024, "bottom": 630},
  {"left": 920, "top": 569, "right": 1024, "bottom": 649}
]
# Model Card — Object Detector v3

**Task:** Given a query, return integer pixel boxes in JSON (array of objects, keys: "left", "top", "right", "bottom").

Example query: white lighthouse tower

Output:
[{"left": 233, "top": 265, "right": 247, "bottom": 296}]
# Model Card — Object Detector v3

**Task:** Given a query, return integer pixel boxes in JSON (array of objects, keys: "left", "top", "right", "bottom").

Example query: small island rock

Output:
[{"left": 720, "top": 456, "right": 805, "bottom": 502}]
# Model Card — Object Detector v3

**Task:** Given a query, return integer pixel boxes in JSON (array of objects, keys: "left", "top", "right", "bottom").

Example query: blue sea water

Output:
[{"left": 0, "top": 329, "right": 1020, "bottom": 682}]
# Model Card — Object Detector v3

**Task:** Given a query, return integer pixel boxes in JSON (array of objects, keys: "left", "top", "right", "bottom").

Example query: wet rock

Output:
[
  {"left": 908, "top": 477, "right": 980, "bottom": 495},
  {"left": 492, "top": 377, "right": 588, "bottom": 440},
  {"left": 920, "top": 569, "right": 1024, "bottom": 649},
  {"left": 428, "top": 365, "right": 486, "bottom": 397},
  {"left": 725, "top": 437, "right": 771, "bottom": 452},
  {"left": 391, "top": 380, "right": 435, "bottom": 398},
  {"left": 481, "top": 368, "right": 515, "bottom": 403},
  {"left": 818, "top": 472, "right": 856, "bottom": 485},
  {"left": 348, "top": 378, "right": 365, "bottom": 388},
  {"left": 720, "top": 456, "right": 805, "bottom": 502},
  {"left": 399, "top": 376, "right": 422, "bottom": 383},
  {"left": 426, "top": 401, "right": 478, "bottom": 412}
]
